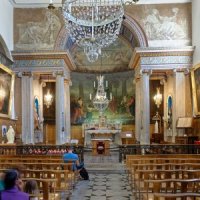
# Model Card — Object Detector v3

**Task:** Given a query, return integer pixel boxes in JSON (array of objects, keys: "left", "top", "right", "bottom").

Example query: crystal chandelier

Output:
[
  {"left": 62, "top": 0, "right": 125, "bottom": 62},
  {"left": 92, "top": 75, "right": 110, "bottom": 115}
]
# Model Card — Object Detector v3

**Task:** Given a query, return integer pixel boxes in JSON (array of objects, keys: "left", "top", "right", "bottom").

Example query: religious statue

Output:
[{"left": 6, "top": 126, "right": 15, "bottom": 144}]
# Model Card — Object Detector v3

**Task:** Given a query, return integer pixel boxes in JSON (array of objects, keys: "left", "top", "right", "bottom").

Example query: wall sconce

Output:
[
  {"left": 153, "top": 87, "right": 162, "bottom": 108},
  {"left": 44, "top": 76, "right": 53, "bottom": 109},
  {"left": 44, "top": 89, "right": 53, "bottom": 108}
]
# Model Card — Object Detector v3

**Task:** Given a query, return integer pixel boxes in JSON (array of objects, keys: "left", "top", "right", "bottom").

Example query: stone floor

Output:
[
  {"left": 69, "top": 151, "right": 133, "bottom": 200},
  {"left": 70, "top": 173, "right": 133, "bottom": 200}
]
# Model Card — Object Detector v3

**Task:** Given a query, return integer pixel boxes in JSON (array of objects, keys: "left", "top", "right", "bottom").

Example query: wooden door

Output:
[{"left": 44, "top": 124, "right": 56, "bottom": 144}]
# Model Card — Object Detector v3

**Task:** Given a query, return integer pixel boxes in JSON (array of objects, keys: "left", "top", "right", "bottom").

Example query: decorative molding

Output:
[
  {"left": 173, "top": 68, "right": 190, "bottom": 75},
  {"left": 129, "top": 46, "right": 194, "bottom": 70},
  {"left": 52, "top": 71, "right": 64, "bottom": 77},
  {"left": 22, "top": 72, "right": 33, "bottom": 77},
  {"left": 141, "top": 56, "right": 192, "bottom": 66},
  {"left": 123, "top": 14, "right": 148, "bottom": 48},
  {"left": 140, "top": 69, "right": 152, "bottom": 75},
  {"left": 12, "top": 51, "right": 76, "bottom": 71},
  {"left": 13, "top": 59, "right": 64, "bottom": 68}
]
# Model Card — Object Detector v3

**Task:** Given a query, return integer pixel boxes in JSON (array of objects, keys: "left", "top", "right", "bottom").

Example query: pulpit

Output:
[{"left": 91, "top": 139, "right": 110, "bottom": 156}]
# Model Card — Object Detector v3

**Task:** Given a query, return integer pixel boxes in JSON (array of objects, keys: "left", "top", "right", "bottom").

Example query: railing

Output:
[
  {"left": 0, "top": 144, "right": 84, "bottom": 162},
  {"left": 1, "top": 144, "right": 200, "bottom": 163},
  {"left": 119, "top": 144, "right": 200, "bottom": 162}
]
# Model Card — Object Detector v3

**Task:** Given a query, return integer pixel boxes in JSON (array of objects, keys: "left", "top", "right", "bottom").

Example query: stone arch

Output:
[
  {"left": 0, "top": 34, "right": 13, "bottom": 62},
  {"left": 54, "top": 14, "right": 148, "bottom": 51}
]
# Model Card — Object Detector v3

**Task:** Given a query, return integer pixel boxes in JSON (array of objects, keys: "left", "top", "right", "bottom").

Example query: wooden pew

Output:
[
  {"left": 22, "top": 177, "right": 57, "bottom": 200},
  {"left": 143, "top": 179, "right": 200, "bottom": 200}
]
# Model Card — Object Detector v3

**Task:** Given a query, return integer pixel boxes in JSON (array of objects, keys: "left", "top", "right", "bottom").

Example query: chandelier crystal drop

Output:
[
  {"left": 93, "top": 75, "right": 110, "bottom": 115},
  {"left": 62, "top": 0, "right": 124, "bottom": 62}
]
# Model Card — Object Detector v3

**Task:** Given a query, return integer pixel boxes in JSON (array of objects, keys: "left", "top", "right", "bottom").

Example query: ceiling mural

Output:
[{"left": 70, "top": 38, "right": 133, "bottom": 73}]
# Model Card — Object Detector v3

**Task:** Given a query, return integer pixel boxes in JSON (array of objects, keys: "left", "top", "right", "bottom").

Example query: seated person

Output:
[
  {"left": 24, "top": 180, "right": 39, "bottom": 200},
  {"left": 1, "top": 169, "right": 29, "bottom": 200},
  {"left": 63, "top": 147, "right": 84, "bottom": 171}
]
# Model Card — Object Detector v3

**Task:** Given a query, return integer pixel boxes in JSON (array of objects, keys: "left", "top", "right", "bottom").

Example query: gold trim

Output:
[
  {"left": 191, "top": 63, "right": 200, "bottom": 116},
  {"left": 0, "top": 64, "right": 15, "bottom": 118}
]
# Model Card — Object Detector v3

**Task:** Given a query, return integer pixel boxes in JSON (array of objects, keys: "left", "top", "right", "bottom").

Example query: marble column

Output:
[
  {"left": 172, "top": 71, "right": 186, "bottom": 142},
  {"left": 140, "top": 71, "right": 150, "bottom": 145},
  {"left": 21, "top": 74, "right": 34, "bottom": 144},
  {"left": 64, "top": 80, "right": 71, "bottom": 141},
  {"left": 135, "top": 77, "right": 141, "bottom": 142},
  {"left": 55, "top": 73, "right": 65, "bottom": 145}
]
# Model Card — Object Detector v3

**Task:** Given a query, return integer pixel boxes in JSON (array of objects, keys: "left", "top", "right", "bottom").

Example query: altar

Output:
[
  {"left": 91, "top": 139, "right": 111, "bottom": 155},
  {"left": 84, "top": 129, "right": 121, "bottom": 146}
]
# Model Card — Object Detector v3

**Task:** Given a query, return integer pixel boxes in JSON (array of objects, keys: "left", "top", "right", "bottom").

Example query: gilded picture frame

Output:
[
  {"left": 0, "top": 64, "right": 15, "bottom": 118},
  {"left": 191, "top": 63, "right": 200, "bottom": 116}
]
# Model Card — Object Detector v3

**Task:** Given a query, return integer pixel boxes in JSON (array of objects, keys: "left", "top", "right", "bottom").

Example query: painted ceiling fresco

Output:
[{"left": 70, "top": 38, "right": 133, "bottom": 73}]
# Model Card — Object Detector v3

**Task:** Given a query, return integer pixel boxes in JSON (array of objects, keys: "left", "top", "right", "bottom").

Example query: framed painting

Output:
[
  {"left": 191, "top": 64, "right": 200, "bottom": 116},
  {"left": 0, "top": 64, "right": 15, "bottom": 118}
]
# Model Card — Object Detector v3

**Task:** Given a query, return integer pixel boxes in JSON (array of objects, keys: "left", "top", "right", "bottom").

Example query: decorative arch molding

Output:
[
  {"left": 54, "top": 14, "right": 148, "bottom": 51},
  {"left": 122, "top": 14, "right": 148, "bottom": 48},
  {"left": 54, "top": 28, "right": 69, "bottom": 51},
  {"left": 0, "top": 34, "right": 13, "bottom": 62}
]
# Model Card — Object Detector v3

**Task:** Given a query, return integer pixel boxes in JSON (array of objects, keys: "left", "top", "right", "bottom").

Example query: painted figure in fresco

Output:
[
  {"left": 144, "top": 8, "right": 186, "bottom": 40},
  {"left": 109, "top": 96, "right": 117, "bottom": 114},
  {"left": 119, "top": 95, "right": 128, "bottom": 113},
  {"left": 17, "top": 10, "right": 61, "bottom": 45},
  {"left": 70, "top": 97, "right": 85, "bottom": 124},
  {"left": 127, "top": 96, "right": 135, "bottom": 117},
  {"left": 86, "top": 103, "right": 94, "bottom": 121}
]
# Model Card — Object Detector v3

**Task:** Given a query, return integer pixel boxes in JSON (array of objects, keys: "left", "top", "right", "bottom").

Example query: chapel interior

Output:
[{"left": 1, "top": 0, "right": 200, "bottom": 199}]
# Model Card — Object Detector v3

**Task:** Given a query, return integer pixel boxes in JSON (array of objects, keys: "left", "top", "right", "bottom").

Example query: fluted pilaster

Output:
[{"left": 21, "top": 73, "right": 34, "bottom": 144}]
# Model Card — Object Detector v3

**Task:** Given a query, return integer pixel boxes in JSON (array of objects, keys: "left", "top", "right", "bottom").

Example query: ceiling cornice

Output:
[{"left": 9, "top": 0, "right": 191, "bottom": 8}]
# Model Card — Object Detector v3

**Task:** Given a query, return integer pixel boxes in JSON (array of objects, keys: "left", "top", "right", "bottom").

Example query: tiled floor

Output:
[
  {"left": 70, "top": 173, "right": 133, "bottom": 200},
  {"left": 68, "top": 151, "right": 133, "bottom": 200}
]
